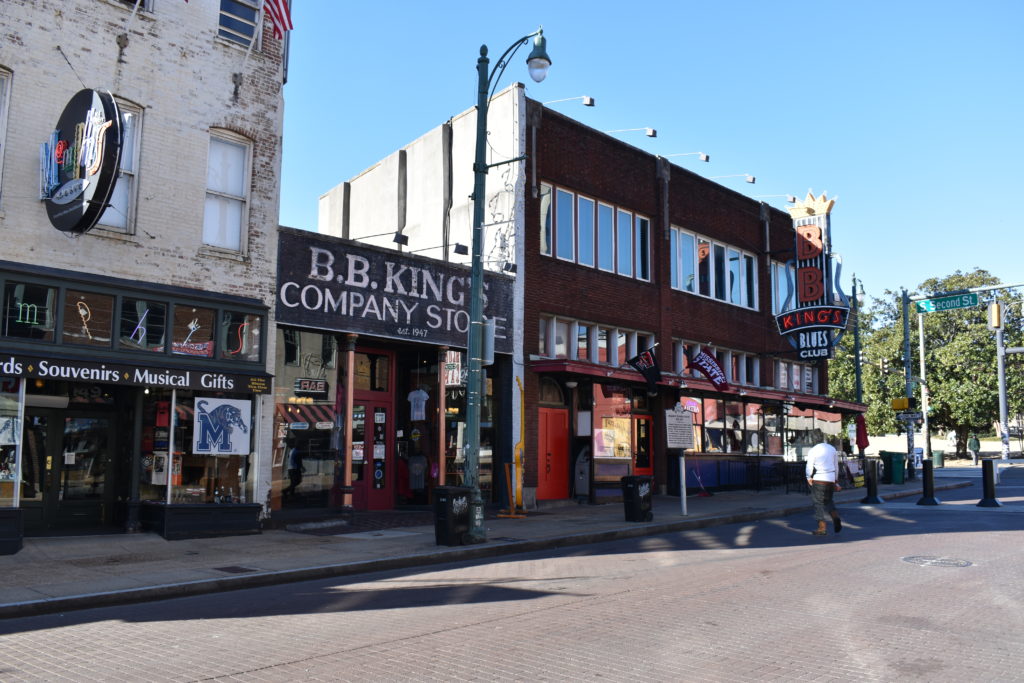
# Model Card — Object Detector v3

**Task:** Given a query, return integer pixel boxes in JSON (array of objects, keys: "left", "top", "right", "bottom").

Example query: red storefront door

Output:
[{"left": 537, "top": 407, "right": 569, "bottom": 500}]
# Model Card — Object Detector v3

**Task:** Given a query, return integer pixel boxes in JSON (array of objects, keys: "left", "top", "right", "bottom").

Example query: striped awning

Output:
[{"left": 275, "top": 403, "right": 335, "bottom": 428}]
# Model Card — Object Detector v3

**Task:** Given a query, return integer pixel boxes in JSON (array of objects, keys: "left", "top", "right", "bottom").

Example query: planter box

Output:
[
  {"left": 140, "top": 502, "right": 262, "bottom": 541},
  {"left": 0, "top": 508, "right": 23, "bottom": 555}
]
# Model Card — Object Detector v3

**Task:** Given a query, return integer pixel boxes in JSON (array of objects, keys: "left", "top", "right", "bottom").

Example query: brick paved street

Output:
[{"left": 0, "top": 475, "right": 1021, "bottom": 682}]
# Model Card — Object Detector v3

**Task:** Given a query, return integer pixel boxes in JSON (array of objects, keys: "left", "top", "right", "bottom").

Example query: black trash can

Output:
[
  {"left": 620, "top": 475, "right": 654, "bottom": 522},
  {"left": 433, "top": 486, "right": 473, "bottom": 546}
]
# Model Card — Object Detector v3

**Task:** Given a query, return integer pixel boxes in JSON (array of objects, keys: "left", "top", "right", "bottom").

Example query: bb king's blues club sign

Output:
[
  {"left": 39, "top": 89, "right": 123, "bottom": 235},
  {"left": 774, "top": 192, "right": 850, "bottom": 360},
  {"left": 276, "top": 228, "right": 514, "bottom": 353}
]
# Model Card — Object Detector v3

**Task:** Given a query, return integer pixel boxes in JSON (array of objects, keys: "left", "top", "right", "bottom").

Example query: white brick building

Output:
[{"left": 0, "top": 0, "right": 285, "bottom": 548}]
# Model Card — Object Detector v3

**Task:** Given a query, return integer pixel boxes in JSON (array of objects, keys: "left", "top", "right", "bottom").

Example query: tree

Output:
[{"left": 828, "top": 269, "right": 1024, "bottom": 453}]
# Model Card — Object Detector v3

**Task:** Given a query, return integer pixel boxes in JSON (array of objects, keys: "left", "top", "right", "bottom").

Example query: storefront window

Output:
[
  {"left": 119, "top": 298, "right": 167, "bottom": 352},
  {"left": 724, "top": 400, "right": 744, "bottom": 453},
  {"left": 139, "top": 389, "right": 173, "bottom": 502},
  {"left": 62, "top": 290, "right": 114, "bottom": 348},
  {"left": 219, "top": 310, "right": 262, "bottom": 362},
  {"left": 703, "top": 399, "right": 724, "bottom": 451},
  {"left": 354, "top": 352, "right": 390, "bottom": 392},
  {"left": 0, "top": 379, "right": 20, "bottom": 506},
  {"left": 3, "top": 282, "right": 56, "bottom": 341},
  {"left": 171, "top": 305, "right": 216, "bottom": 358},
  {"left": 172, "top": 393, "right": 253, "bottom": 504}
]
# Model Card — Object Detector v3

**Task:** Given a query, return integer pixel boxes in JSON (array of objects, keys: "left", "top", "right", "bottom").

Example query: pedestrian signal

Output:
[
  {"left": 988, "top": 301, "right": 1002, "bottom": 330},
  {"left": 891, "top": 397, "right": 909, "bottom": 410}
]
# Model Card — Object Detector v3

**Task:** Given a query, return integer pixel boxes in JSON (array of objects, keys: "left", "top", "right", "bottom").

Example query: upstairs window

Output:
[
  {"left": 219, "top": 0, "right": 260, "bottom": 48},
  {"left": 203, "top": 132, "right": 250, "bottom": 252},
  {"left": 98, "top": 101, "right": 142, "bottom": 233}
]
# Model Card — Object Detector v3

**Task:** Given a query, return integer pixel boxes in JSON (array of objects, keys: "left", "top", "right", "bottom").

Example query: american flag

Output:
[{"left": 262, "top": 0, "right": 293, "bottom": 40}]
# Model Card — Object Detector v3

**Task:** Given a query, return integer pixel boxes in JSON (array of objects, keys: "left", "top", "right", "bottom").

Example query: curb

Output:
[{"left": 0, "top": 481, "right": 971, "bottom": 620}]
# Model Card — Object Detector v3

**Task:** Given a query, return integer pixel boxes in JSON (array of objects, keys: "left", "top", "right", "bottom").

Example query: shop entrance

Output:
[
  {"left": 537, "top": 407, "right": 569, "bottom": 500},
  {"left": 633, "top": 415, "right": 653, "bottom": 476},
  {"left": 351, "top": 401, "right": 393, "bottom": 510},
  {"left": 21, "top": 409, "right": 119, "bottom": 534}
]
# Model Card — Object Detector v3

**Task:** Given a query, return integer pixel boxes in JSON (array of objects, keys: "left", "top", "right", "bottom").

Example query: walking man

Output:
[
  {"left": 967, "top": 433, "right": 980, "bottom": 466},
  {"left": 806, "top": 441, "right": 842, "bottom": 536}
]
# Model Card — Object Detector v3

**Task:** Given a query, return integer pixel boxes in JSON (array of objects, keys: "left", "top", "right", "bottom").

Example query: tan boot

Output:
[{"left": 812, "top": 520, "right": 827, "bottom": 536}]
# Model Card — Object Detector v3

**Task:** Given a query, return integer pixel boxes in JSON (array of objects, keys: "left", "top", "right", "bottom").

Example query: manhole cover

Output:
[{"left": 902, "top": 556, "right": 972, "bottom": 568}]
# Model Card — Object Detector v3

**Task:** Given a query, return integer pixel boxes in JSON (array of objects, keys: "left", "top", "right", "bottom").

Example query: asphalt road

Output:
[{"left": 0, "top": 472, "right": 1021, "bottom": 682}]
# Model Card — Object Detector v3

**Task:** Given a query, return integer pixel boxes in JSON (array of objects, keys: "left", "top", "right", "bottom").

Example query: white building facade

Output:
[{"left": 0, "top": 0, "right": 286, "bottom": 549}]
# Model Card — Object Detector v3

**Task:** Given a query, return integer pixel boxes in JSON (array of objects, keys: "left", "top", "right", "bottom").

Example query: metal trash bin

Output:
[
  {"left": 932, "top": 450, "right": 944, "bottom": 468},
  {"left": 433, "top": 486, "right": 473, "bottom": 546},
  {"left": 620, "top": 475, "right": 654, "bottom": 522}
]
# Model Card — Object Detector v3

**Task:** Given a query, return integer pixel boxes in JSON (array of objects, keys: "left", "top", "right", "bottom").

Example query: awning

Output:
[{"left": 275, "top": 403, "right": 335, "bottom": 429}]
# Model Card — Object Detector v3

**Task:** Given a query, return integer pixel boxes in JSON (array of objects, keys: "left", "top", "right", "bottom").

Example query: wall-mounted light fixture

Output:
[
  {"left": 664, "top": 152, "right": 710, "bottom": 162},
  {"left": 754, "top": 194, "right": 797, "bottom": 203},
  {"left": 565, "top": 380, "right": 578, "bottom": 389},
  {"left": 711, "top": 173, "right": 756, "bottom": 184},
  {"left": 606, "top": 127, "right": 656, "bottom": 138},
  {"left": 544, "top": 95, "right": 595, "bottom": 107}
]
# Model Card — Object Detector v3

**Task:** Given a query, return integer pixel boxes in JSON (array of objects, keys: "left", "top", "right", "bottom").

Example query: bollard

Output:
[
  {"left": 860, "top": 459, "right": 885, "bottom": 504},
  {"left": 916, "top": 460, "right": 941, "bottom": 505},
  {"left": 977, "top": 460, "right": 1002, "bottom": 507}
]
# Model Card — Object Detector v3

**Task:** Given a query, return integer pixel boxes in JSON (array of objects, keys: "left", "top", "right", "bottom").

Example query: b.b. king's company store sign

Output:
[
  {"left": 774, "top": 192, "right": 850, "bottom": 360},
  {"left": 276, "top": 229, "right": 513, "bottom": 353},
  {"left": 39, "top": 89, "right": 124, "bottom": 235}
]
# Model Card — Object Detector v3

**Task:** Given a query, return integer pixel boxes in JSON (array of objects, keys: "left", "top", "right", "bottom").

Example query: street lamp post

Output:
[
  {"left": 851, "top": 274, "right": 865, "bottom": 457},
  {"left": 464, "top": 29, "right": 551, "bottom": 543}
]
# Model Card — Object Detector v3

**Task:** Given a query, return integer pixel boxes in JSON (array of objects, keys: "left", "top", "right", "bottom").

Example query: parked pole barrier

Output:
[
  {"left": 916, "top": 460, "right": 941, "bottom": 505},
  {"left": 977, "top": 460, "right": 1002, "bottom": 507},
  {"left": 860, "top": 459, "right": 885, "bottom": 504}
]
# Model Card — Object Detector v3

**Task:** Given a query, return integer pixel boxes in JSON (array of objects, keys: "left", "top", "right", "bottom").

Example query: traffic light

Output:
[
  {"left": 891, "top": 397, "right": 909, "bottom": 410},
  {"left": 988, "top": 301, "right": 1003, "bottom": 330},
  {"left": 879, "top": 358, "right": 890, "bottom": 373},
  {"left": 858, "top": 351, "right": 868, "bottom": 366}
]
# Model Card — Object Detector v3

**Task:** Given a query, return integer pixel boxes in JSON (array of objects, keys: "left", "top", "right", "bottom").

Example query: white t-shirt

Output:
[
  {"left": 805, "top": 443, "right": 838, "bottom": 483},
  {"left": 408, "top": 389, "right": 429, "bottom": 421}
]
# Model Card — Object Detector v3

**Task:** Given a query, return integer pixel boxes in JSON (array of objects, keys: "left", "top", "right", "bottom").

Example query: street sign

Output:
[
  {"left": 896, "top": 411, "right": 923, "bottom": 421},
  {"left": 914, "top": 293, "right": 979, "bottom": 314}
]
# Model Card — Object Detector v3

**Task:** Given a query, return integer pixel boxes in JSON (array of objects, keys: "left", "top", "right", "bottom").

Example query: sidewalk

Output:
[{"left": 0, "top": 466, "right": 1005, "bottom": 620}]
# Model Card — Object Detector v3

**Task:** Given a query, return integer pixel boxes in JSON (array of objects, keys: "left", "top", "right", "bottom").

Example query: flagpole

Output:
[{"left": 241, "top": 0, "right": 266, "bottom": 71}]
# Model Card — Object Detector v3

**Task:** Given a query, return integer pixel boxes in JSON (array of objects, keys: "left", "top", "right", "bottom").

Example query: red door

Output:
[
  {"left": 633, "top": 415, "right": 653, "bottom": 476},
  {"left": 537, "top": 407, "right": 569, "bottom": 500},
  {"left": 351, "top": 401, "right": 394, "bottom": 510}
]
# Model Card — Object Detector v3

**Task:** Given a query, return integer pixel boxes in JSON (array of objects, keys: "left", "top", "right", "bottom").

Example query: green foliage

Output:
[{"left": 828, "top": 269, "right": 1024, "bottom": 446}]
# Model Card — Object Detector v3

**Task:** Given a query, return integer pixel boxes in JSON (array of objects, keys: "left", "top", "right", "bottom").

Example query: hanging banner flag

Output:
[
  {"left": 262, "top": 0, "right": 293, "bottom": 39},
  {"left": 688, "top": 349, "right": 731, "bottom": 391},
  {"left": 627, "top": 346, "right": 661, "bottom": 395}
]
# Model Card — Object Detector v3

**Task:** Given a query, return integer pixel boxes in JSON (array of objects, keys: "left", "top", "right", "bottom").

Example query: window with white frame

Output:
[
  {"left": 673, "top": 339, "right": 761, "bottom": 387},
  {"left": 203, "top": 132, "right": 251, "bottom": 252},
  {"left": 771, "top": 260, "right": 795, "bottom": 314},
  {"left": 671, "top": 227, "right": 758, "bottom": 309},
  {"left": 541, "top": 184, "right": 650, "bottom": 281},
  {"left": 97, "top": 100, "right": 142, "bottom": 233},
  {"left": 0, "top": 68, "right": 10, "bottom": 207},
  {"left": 538, "top": 315, "right": 653, "bottom": 367},
  {"left": 219, "top": 0, "right": 260, "bottom": 47}
]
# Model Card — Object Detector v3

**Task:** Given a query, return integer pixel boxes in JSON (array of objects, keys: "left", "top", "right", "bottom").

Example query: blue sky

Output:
[{"left": 279, "top": 1, "right": 1022, "bottom": 305}]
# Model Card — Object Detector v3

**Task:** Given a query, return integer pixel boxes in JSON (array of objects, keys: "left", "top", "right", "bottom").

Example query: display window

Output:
[
  {"left": 139, "top": 389, "right": 254, "bottom": 504},
  {"left": 0, "top": 378, "right": 21, "bottom": 507},
  {"left": 219, "top": 310, "right": 262, "bottom": 362},
  {"left": 171, "top": 305, "right": 216, "bottom": 358},
  {"left": 3, "top": 282, "right": 56, "bottom": 342},
  {"left": 119, "top": 298, "right": 168, "bottom": 353},
  {"left": 62, "top": 289, "right": 114, "bottom": 348}
]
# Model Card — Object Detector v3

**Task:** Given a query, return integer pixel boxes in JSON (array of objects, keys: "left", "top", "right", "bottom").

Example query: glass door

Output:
[
  {"left": 633, "top": 415, "right": 653, "bottom": 476},
  {"left": 21, "top": 410, "right": 115, "bottom": 533},
  {"left": 351, "top": 402, "right": 393, "bottom": 510}
]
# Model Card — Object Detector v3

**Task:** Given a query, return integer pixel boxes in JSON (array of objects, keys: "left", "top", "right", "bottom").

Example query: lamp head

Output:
[{"left": 526, "top": 32, "right": 551, "bottom": 83}]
